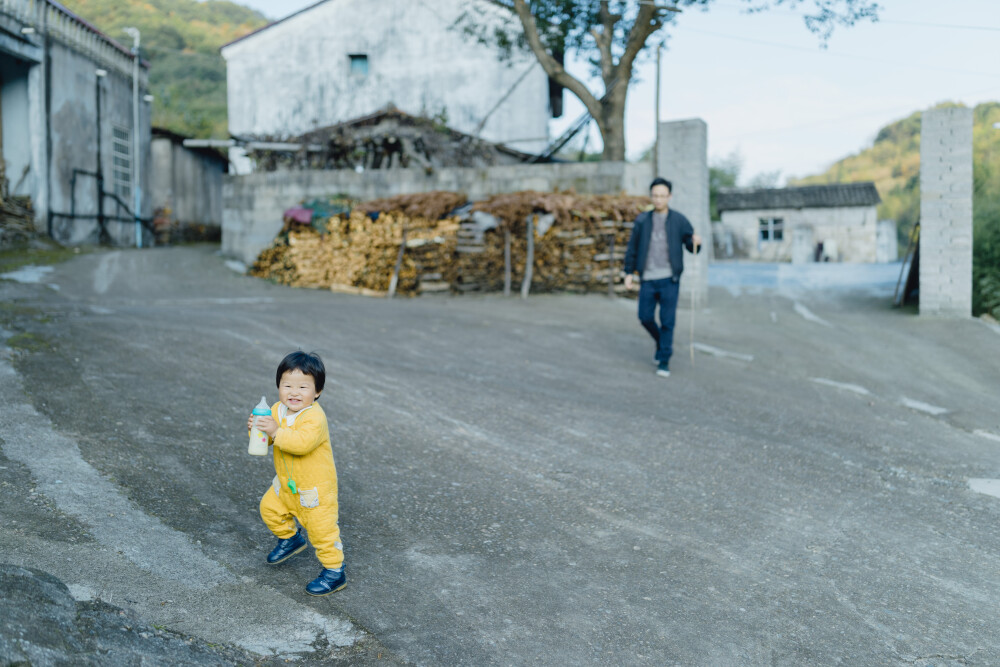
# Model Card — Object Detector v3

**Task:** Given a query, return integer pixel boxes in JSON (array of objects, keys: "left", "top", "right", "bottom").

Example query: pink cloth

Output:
[{"left": 284, "top": 207, "right": 313, "bottom": 224}]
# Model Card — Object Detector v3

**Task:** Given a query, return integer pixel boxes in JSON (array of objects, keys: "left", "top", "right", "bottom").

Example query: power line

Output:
[
  {"left": 680, "top": 27, "right": 1000, "bottom": 80},
  {"left": 712, "top": 83, "right": 1000, "bottom": 142},
  {"left": 877, "top": 18, "right": 1000, "bottom": 32}
]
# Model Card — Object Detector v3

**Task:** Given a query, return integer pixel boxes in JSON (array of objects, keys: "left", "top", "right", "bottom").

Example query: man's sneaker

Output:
[
  {"left": 656, "top": 362, "right": 670, "bottom": 378},
  {"left": 305, "top": 567, "right": 346, "bottom": 596},
  {"left": 266, "top": 529, "right": 307, "bottom": 565}
]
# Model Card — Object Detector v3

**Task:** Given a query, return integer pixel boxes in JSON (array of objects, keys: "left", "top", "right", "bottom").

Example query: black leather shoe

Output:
[
  {"left": 305, "top": 567, "right": 346, "bottom": 596},
  {"left": 266, "top": 529, "right": 307, "bottom": 565}
]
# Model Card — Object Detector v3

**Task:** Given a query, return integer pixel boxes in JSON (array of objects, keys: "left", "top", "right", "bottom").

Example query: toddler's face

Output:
[{"left": 278, "top": 369, "right": 320, "bottom": 413}]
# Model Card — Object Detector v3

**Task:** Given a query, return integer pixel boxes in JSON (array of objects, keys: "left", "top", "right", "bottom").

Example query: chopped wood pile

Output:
[
  {"left": 0, "top": 164, "right": 37, "bottom": 249},
  {"left": 453, "top": 192, "right": 649, "bottom": 294},
  {"left": 250, "top": 190, "right": 651, "bottom": 297},
  {"left": 249, "top": 191, "right": 462, "bottom": 295},
  {"left": 246, "top": 106, "right": 533, "bottom": 172}
]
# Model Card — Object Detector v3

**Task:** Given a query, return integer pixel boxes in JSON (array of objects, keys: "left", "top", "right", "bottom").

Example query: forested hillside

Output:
[
  {"left": 59, "top": 0, "right": 267, "bottom": 138},
  {"left": 791, "top": 102, "right": 1000, "bottom": 318}
]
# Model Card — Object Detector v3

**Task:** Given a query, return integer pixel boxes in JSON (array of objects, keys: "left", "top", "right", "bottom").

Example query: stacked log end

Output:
[{"left": 250, "top": 190, "right": 650, "bottom": 296}]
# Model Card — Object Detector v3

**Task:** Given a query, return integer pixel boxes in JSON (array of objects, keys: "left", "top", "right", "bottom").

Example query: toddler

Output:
[{"left": 248, "top": 351, "right": 345, "bottom": 595}]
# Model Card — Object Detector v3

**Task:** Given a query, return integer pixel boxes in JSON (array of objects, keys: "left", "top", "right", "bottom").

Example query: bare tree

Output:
[{"left": 459, "top": 0, "right": 879, "bottom": 160}]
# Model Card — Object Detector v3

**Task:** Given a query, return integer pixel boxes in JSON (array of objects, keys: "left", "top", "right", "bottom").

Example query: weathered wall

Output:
[
  {"left": 0, "top": 58, "right": 32, "bottom": 197},
  {"left": 718, "top": 205, "right": 880, "bottom": 262},
  {"left": 47, "top": 40, "right": 152, "bottom": 246},
  {"left": 223, "top": 161, "right": 652, "bottom": 264},
  {"left": 150, "top": 137, "right": 224, "bottom": 229},
  {"left": 657, "top": 119, "right": 710, "bottom": 303},
  {"left": 222, "top": 0, "right": 550, "bottom": 165},
  {"left": 0, "top": 2, "right": 152, "bottom": 247},
  {"left": 919, "top": 107, "right": 973, "bottom": 317},
  {"left": 0, "top": 6, "right": 45, "bottom": 225}
]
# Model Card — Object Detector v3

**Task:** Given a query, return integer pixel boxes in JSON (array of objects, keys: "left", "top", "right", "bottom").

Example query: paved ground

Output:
[{"left": 1, "top": 245, "right": 999, "bottom": 666}]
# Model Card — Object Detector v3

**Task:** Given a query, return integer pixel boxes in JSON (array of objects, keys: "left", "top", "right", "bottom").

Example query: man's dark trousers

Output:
[{"left": 638, "top": 277, "right": 680, "bottom": 364}]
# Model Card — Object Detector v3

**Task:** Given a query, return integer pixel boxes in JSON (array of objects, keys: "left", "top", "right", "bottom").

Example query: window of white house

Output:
[
  {"left": 759, "top": 217, "right": 784, "bottom": 242},
  {"left": 111, "top": 126, "right": 131, "bottom": 202},
  {"left": 349, "top": 54, "right": 368, "bottom": 78}
]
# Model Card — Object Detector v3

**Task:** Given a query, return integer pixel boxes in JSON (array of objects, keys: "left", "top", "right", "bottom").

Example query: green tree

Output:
[
  {"left": 709, "top": 151, "right": 741, "bottom": 220},
  {"left": 460, "top": 0, "right": 878, "bottom": 160},
  {"left": 59, "top": 0, "right": 267, "bottom": 138},
  {"left": 793, "top": 101, "right": 1000, "bottom": 317}
]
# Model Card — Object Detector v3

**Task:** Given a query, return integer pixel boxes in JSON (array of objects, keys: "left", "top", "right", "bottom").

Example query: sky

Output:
[{"left": 233, "top": 0, "right": 1000, "bottom": 185}]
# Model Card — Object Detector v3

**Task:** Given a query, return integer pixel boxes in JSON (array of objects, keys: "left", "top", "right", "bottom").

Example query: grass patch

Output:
[
  {"left": 6, "top": 331, "right": 50, "bottom": 353},
  {"left": 0, "top": 243, "right": 84, "bottom": 273}
]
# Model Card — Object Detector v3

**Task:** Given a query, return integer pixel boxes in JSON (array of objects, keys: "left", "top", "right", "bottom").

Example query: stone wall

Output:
[
  {"left": 919, "top": 107, "right": 973, "bottom": 317},
  {"left": 222, "top": 161, "right": 652, "bottom": 265}
]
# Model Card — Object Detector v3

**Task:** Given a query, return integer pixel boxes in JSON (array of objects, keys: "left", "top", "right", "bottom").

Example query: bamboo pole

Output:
[
  {"left": 388, "top": 228, "right": 407, "bottom": 299},
  {"left": 520, "top": 215, "right": 534, "bottom": 299},
  {"left": 504, "top": 228, "right": 512, "bottom": 297}
]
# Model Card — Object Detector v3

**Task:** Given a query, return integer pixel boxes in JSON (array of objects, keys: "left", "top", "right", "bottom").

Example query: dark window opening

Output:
[{"left": 349, "top": 54, "right": 369, "bottom": 78}]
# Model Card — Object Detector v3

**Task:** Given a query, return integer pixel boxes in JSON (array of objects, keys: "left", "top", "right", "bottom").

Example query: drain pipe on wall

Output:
[
  {"left": 95, "top": 68, "right": 109, "bottom": 244},
  {"left": 123, "top": 26, "right": 142, "bottom": 248}
]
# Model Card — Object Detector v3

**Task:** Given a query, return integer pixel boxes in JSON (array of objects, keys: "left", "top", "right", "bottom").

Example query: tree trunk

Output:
[{"left": 598, "top": 95, "right": 627, "bottom": 161}]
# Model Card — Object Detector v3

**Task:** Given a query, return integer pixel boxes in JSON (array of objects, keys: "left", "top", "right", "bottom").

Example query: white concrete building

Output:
[
  {"left": 221, "top": 0, "right": 553, "bottom": 174},
  {"left": 714, "top": 183, "right": 891, "bottom": 263}
]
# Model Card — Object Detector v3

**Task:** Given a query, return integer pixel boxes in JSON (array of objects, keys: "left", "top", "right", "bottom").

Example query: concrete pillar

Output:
[
  {"left": 919, "top": 107, "right": 973, "bottom": 317},
  {"left": 657, "top": 118, "right": 711, "bottom": 305}
]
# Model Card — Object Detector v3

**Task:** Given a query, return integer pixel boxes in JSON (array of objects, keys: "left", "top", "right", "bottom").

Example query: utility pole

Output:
[
  {"left": 123, "top": 27, "right": 142, "bottom": 248},
  {"left": 654, "top": 42, "right": 662, "bottom": 178}
]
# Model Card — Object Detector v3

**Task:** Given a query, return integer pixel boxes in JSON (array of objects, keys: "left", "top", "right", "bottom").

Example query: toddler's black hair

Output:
[{"left": 276, "top": 351, "right": 326, "bottom": 393}]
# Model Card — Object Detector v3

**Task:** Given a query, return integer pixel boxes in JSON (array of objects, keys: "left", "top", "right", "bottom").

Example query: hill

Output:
[
  {"left": 790, "top": 102, "right": 1000, "bottom": 318},
  {"left": 59, "top": 0, "right": 267, "bottom": 139}
]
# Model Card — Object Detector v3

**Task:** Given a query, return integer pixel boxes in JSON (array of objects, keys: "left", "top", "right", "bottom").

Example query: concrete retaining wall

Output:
[{"left": 222, "top": 161, "right": 652, "bottom": 265}]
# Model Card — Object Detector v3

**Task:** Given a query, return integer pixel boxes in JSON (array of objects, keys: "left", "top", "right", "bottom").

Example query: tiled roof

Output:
[{"left": 716, "top": 182, "right": 881, "bottom": 212}]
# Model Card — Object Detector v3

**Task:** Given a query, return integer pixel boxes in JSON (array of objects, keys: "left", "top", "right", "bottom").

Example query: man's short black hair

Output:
[
  {"left": 650, "top": 177, "right": 672, "bottom": 193},
  {"left": 276, "top": 351, "right": 326, "bottom": 393}
]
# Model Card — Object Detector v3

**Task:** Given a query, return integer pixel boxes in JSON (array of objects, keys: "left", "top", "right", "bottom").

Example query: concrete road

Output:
[{"left": 2, "top": 245, "right": 999, "bottom": 666}]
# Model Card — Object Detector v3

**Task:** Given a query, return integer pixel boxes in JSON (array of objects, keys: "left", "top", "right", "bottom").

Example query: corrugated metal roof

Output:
[{"left": 716, "top": 182, "right": 881, "bottom": 212}]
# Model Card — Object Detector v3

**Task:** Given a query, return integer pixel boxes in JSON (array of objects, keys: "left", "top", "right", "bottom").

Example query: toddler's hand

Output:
[
  {"left": 247, "top": 415, "right": 254, "bottom": 432},
  {"left": 256, "top": 415, "right": 278, "bottom": 437}
]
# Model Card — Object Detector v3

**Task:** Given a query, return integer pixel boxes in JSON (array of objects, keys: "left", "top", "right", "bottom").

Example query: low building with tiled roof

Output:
[{"left": 714, "top": 182, "right": 896, "bottom": 263}]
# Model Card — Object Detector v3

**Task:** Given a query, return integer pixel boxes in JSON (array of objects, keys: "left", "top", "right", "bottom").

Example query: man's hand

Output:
[
  {"left": 692, "top": 233, "right": 703, "bottom": 250},
  {"left": 624, "top": 274, "right": 635, "bottom": 291}
]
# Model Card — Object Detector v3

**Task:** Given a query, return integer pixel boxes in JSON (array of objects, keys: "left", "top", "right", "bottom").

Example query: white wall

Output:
[
  {"left": 719, "top": 205, "right": 879, "bottom": 262},
  {"left": 0, "top": 59, "right": 32, "bottom": 197},
  {"left": 222, "top": 0, "right": 549, "bottom": 155}
]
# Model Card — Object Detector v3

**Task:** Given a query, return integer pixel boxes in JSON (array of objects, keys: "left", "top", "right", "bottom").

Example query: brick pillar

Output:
[
  {"left": 919, "top": 107, "right": 973, "bottom": 317},
  {"left": 657, "top": 119, "right": 711, "bottom": 305}
]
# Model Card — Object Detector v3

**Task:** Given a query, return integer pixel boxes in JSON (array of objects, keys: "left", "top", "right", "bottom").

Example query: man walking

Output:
[{"left": 623, "top": 177, "right": 702, "bottom": 377}]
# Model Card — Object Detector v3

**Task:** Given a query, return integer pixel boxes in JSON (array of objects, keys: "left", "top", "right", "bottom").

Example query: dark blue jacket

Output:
[{"left": 623, "top": 209, "right": 700, "bottom": 280}]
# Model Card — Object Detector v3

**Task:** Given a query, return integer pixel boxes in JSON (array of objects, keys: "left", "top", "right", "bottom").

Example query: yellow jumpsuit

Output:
[{"left": 258, "top": 402, "right": 344, "bottom": 569}]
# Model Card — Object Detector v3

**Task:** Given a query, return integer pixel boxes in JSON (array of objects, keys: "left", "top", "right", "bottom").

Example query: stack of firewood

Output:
[
  {"left": 0, "top": 163, "right": 37, "bottom": 249},
  {"left": 250, "top": 190, "right": 651, "bottom": 296},
  {"left": 453, "top": 192, "right": 649, "bottom": 294},
  {"left": 249, "top": 192, "right": 462, "bottom": 295}
]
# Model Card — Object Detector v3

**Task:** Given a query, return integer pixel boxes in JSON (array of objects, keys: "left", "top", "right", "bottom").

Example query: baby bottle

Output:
[{"left": 248, "top": 396, "right": 271, "bottom": 456}]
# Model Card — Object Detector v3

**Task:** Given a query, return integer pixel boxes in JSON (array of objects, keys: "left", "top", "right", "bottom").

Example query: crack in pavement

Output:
[{"left": 0, "top": 355, "right": 360, "bottom": 658}]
